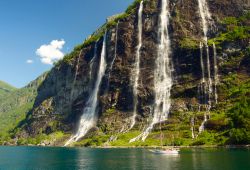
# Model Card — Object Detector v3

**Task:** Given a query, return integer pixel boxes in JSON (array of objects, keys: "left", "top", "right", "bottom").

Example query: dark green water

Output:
[{"left": 0, "top": 147, "right": 249, "bottom": 170}]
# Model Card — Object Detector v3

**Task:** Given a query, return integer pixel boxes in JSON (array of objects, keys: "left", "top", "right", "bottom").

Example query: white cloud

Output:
[
  {"left": 36, "top": 39, "right": 65, "bottom": 65},
  {"left": 26, "top": 59, "right": 33, "bottom": 64}
]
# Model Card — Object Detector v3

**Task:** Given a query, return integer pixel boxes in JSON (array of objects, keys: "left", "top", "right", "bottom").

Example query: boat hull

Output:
[{"left": 149, "top": 149, "right": 179, "bottom": 155}]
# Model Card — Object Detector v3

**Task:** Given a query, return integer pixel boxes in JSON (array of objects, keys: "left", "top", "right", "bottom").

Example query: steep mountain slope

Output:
[
  {"left": 0, "top": 73, "right": 47, "bottom": 144},
  {"left": 0, "top": 81, "right": 16, "bottom": 99},
  {"left": 3, "top": 0, "right": 249, "bottom": 146}
]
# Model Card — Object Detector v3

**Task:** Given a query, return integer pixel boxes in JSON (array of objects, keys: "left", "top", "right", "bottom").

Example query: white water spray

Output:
[
  {"left": 130, "top": 0, "right": 172, "bottom": 142},
  {"left": 130, "top": 1, "right": 143, "bottom": 130},
  {"left": 65, "top": 33, "right": 107, "bottom": 146}
]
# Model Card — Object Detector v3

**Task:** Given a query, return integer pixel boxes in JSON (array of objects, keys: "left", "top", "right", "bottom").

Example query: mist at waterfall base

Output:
[{"left": 0, "top": 147, "right": 249, "bottom": 170}]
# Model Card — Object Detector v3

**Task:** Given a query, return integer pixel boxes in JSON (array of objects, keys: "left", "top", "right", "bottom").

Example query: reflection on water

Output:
[{"left": 0, "top": 147, "right": 249, "bottom": 170}]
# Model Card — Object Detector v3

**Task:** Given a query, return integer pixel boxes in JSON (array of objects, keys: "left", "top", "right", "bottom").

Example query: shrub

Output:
[
  {"left": 209, "top": 13, "right": 250, "bottom": 45},
  {"left": 228, "top": 128, "right": 250, "bottom": 145},
  {"left": 227, "top": 96, "right": 250, "bottom": 129},
  {"left": 206, "top": 119, "right": 229, "bottom": 131},
  {"left": 180, "top": 37, "right": 199, "bottom": 49},
  {"left": 190, "top": 139, "right": 206, "bottom": 146},
  {"left": 126, "top": 0, "right": 142, "bottom": 15},
  {"left": 172, "top": 138, "right": 184, "bottom": 146}
]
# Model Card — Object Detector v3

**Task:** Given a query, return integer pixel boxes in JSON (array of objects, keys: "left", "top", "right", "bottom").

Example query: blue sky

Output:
[{"left": 0, "top": 0, "right": 133, "bottom": 88}]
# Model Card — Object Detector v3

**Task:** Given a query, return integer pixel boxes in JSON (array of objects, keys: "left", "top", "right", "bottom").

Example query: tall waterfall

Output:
[
  {"left": 213, "top": 43, "right": 218, "bottom": 104},
  {"left": 130, "top": 0, "right": 172, "bottom": 142},
  {"left": 65, "top": 33, "right": 107, "bottom": 146},
  {"left": 197, "top": 0, "right": 213, "bottom": 133},
  {"left": 130, "top": 1, "right": 143, "bottom": 130}
]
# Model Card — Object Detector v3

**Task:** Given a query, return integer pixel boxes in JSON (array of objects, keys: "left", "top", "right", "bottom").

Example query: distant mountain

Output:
[
  {"left": 0, "top": 73, "right": 47, "bottom": 142},
  {"left": 0, "top": 81, "right": 17, "bottom": 99}
]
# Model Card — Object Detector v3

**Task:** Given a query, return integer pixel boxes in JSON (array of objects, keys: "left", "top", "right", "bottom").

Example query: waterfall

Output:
[
  {"left": 213, "top": 43, "right": 218, "bottom": 104},
  {"left": 198, "top": 0, "right": 213, "bottom": 104},
  {"left": 70, "top": 50, "right": 83, "bottom": 101},
  {"left": 130, "top": 0, "right": 172, "bottom": 142},
  {"left": 197, "top": 0, "right": 212, "bottom": 133},
  {"left": 130, "top": 1, "right": 143, "bottom": 130},
  {"left": 109, "top": 22, "right": 119, "bottom": 78},
  {"left": 198, "top": 43, "right": 206, "bottom": 105},
  {"left": 198, "top": 113, "right": 207, "bottom": 133},
  {"left": 191, "top": 117, "right": 195, "bottom": 139},
  {"left": 206, "top": 45, "right": 213, "bottom": 104},
  {"left": 197, "top": 0, "right": 212, "bottom": 42},
  {"left": 89, "top": 44, "right": 97, "bottom": 80},
  {"left": 65, "top": 33, "right": 107, "bottom": 146},
  {"left": 198, "top": 105, "right": 210, "bottom": 133},
  {"left": 200, "top": 43, "right": 205, "bottom": 83}
]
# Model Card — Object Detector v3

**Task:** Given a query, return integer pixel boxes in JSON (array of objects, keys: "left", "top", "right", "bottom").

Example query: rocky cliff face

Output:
[{"left": 15, "top": 0, "right": 250, "bottom": 146}]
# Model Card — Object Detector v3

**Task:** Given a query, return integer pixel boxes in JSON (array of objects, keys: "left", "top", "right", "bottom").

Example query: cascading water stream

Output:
[
  {"left": 130, "top": 0, "right": 172, "bottom": 142},
  {"left": 198, "top": 0, "right": 211, "bottom": 43},
  {"left": 198, "top": 43, "right": 206, "bottom": 105},
  {"left": 213, "top": 43, "right": 219, "bottom": 104},
  {"left": 200, "top": 43, "right": 205, "bottom": 84},
  {"left": 206, "top": 45, "right": 213, "bottom": 103},
  {"left": 89, "top": 43, "right": 98, "bottom": 81},
  {"left": 109, "top": 22, "right": 119, "bottom": 79},
  {"left": 70, "top": 50, "right": 83, "bottom": 101},
  {"left": 65, "top": 33, "right": 107, "bottom": 146},
  {"left": 130, "top": 1, "right": 143, "bottom": 130},
  {"left": 198, "top": 112, "right": 207, "bottom": 133},
  {"left": 197, "top": 0, "right": 213, "bottom": 133},
  {"left": 191, "top": 117, "right": 195, "bottom": 139}
]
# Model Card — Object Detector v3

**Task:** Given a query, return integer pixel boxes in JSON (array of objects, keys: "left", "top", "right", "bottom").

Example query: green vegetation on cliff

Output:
[
  {"left": 209, "top": 12, "right": 250, "bottom": 46},
  {"left": 0, "top": 73, "right": 47, "bottom": 145}
]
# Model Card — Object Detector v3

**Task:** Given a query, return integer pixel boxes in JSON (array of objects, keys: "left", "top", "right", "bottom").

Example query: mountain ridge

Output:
[
  {"left": 0, "top": 80, "right": 17, "bottom": 99},
  {"left": 0, "top": 73, "right": 47, "bottom": 143}
]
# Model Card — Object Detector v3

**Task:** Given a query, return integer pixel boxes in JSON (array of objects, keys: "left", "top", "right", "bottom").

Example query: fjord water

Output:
[{"left": 0, "top": 147, "right": 249, "bottom": 170}]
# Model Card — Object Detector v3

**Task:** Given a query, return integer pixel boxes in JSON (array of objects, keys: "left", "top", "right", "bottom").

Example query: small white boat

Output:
[{"left": 149, "top": 149, "right": 179, "bottom": 155}]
